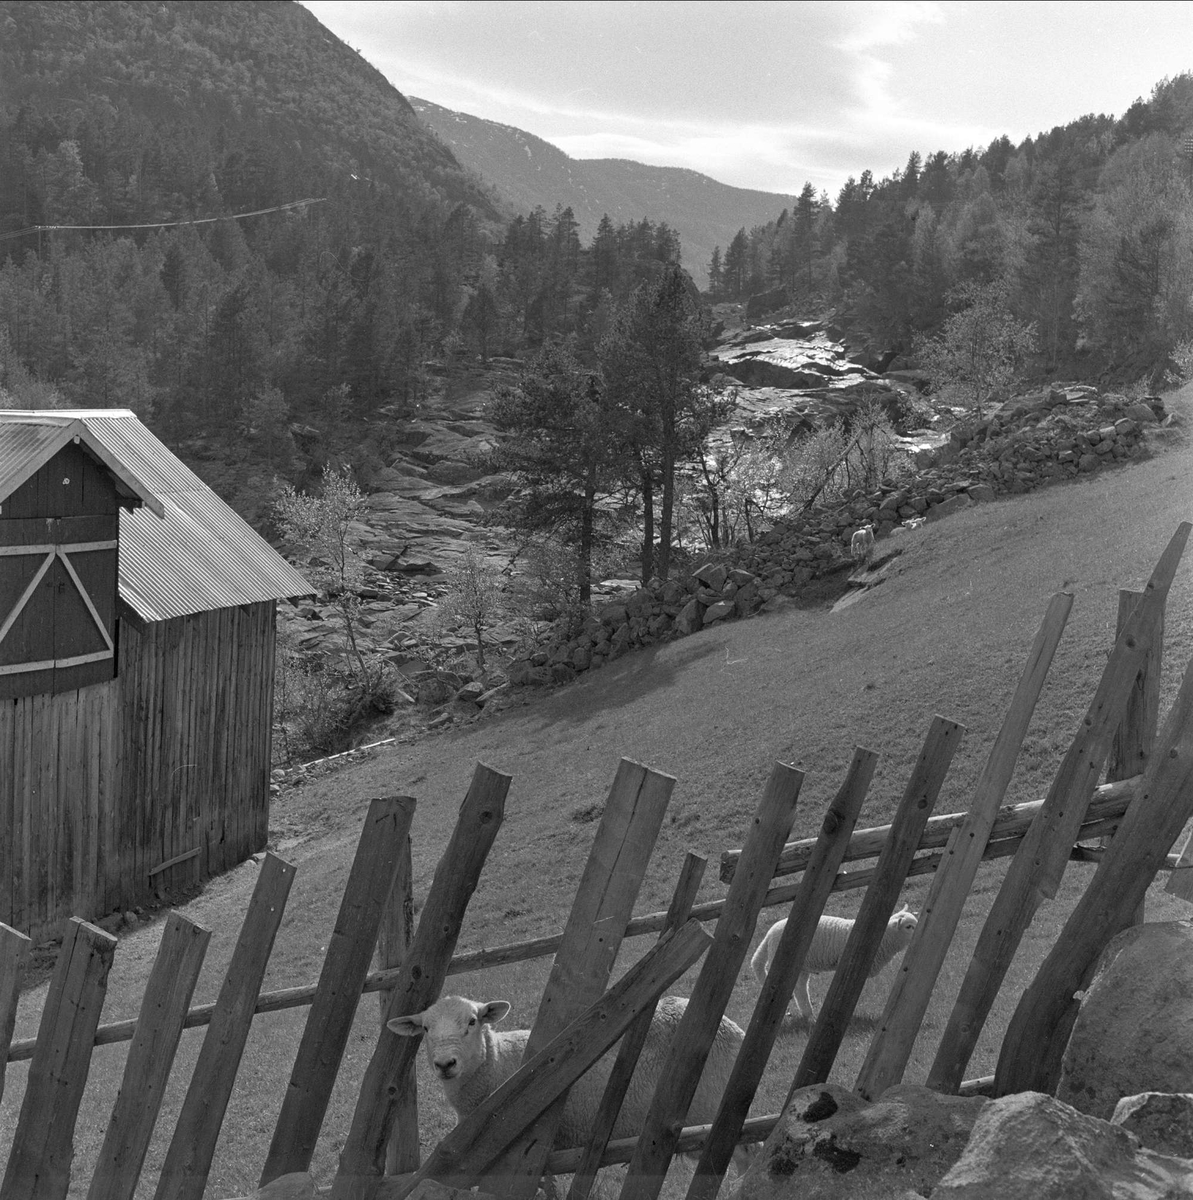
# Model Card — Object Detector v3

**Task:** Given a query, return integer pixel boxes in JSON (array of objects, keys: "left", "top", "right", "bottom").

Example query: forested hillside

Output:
[
  {"left": 412, "top": 96, "right": 793, "bottom": 289},
  {"left": 708, "top": 74, "right": 1193, "bottom": 381}
]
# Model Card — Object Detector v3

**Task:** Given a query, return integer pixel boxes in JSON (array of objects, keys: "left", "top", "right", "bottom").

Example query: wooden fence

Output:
[{"left": 2, "top": 522, "right": 1192, "bottom": 1200}]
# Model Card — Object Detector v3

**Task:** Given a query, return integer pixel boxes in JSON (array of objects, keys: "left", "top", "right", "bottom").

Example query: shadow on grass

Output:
[{"left": 521, "top": 634, "right": 726, "bottom": 727}]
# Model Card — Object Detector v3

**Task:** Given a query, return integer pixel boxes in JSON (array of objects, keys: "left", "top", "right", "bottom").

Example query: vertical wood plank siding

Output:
[{"left": 0, "top": 602, "right": 276, "bottom": 942}]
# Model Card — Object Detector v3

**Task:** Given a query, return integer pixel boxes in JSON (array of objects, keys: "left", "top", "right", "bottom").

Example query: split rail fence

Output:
[{"left": 2, "top": 522, "right": 1193, "bottom": 1200}]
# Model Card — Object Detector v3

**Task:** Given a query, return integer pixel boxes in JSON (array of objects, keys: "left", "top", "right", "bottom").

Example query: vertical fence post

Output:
[
  {"left": 261, "top": 798, "right": 415, "bottom": 1186},
  {"left": 995, "top": 649, "right": 1193, "bottom": 1096},
  {"left": 381, "top": 834, "right": 418, "bottom": 1176},
  {"left": 619, "top": 760, "right": 804, "bottom": 1200},
  {"left": 789, "top": 716, "right": 964, "bottom": 1098},
  {"left": 333, "top": 764, "right": 509, "bottom": 1200},
  {"left": 927, "top": 521, "right": 1188, "bottom": 1093},
  {"left": 1105, "top": 589, "right": 1162, "bottom": 926},
  {"left": 487, "top": 758, "right": 675, "bottom": 1200},
  {"left": 153, "top": 853, "right": 297, "bottom": 1200},
  {"left": 687, "top": 748, "right": 876, "bottom": 1200},
  {"left": 0, "top": 918, "right": 118, "bottom": 1200},
  {"left": 567, "top": 851, "right": 708, "bottom": 1200},
  {"left": 0, "top": 922, "right": 30, "bottom": 1110},
  {"left": 855, "top": 592, "right": 1071, "bottom": 1100},
  {"left": 87, "top": 914, "right": 211, "bottom": 1200}
]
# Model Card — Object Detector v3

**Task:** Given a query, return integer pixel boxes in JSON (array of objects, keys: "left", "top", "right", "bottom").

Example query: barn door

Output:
[{"left": 0, "top": 515, "right": 119, "bottom": 698}]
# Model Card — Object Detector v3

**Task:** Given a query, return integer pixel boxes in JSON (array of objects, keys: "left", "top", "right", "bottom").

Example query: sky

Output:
[{"left": 300, "top": 1, "right": 1193, "bottom": 200}]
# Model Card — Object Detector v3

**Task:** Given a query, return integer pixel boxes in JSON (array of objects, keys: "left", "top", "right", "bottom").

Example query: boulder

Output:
[
  {"left": 967, "top": 484, "right": 996, "bottom": 503},
  {"left": 693, "top": 562, "right": 730, "bottom": 592},
  {"left": 702, "top": 600, "right": 735, "bottom": 625},
  {"left": 925, "top": 493, "right": 972, "bottom": 523},
  {"left": 1112, "top": 1092, "right": 1193, "bottom": 1158},
  {"left": 1059, "top": 921, "right": 1193, "bottom": 1120},
  {"left": 736, "top": 1083, "right": 986, "bottom": 1200},
  {"left": 933, "top": 1091, "right": 1193, "bottom": 1199},
  {"left": 674, "top": 598, "right": 704, "bottom": 636},
  {"left": 1126, "top": 402, "right": 1160, "bottom": 424}
]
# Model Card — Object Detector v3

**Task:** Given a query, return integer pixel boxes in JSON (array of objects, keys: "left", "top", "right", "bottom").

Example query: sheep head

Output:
[{"left": 388, "top": 994, "right": 511, "bottom": 1081}]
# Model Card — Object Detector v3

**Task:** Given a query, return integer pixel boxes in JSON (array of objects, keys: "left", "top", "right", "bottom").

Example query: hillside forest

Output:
[{"left": 0, "top": 1, "right": 1191, "bottom": 511}]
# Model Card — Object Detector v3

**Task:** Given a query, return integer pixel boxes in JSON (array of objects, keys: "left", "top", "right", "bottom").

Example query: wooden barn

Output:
[{"left": 0, "top": 409, "right": 311, "bottom": 942}]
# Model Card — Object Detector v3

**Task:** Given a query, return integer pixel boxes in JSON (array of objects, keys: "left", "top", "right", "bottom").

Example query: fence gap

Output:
[
  {"left": 261, "top": 797, "right": 415, "bottom": 1185},
  {"left": 567, "top": 850, "right": 708, "bottom": 1200},
  {"left": 687, "top": 748, "right": 876, "bottom": 1200},
  {"left": 995, "top": 648, "right": 1193, "bottom": 1095},
  {"left": 152, "top": 853, "right": 297, "bottom": 1200},
  {"left": 619, "top": 760, "right": 804, "bottom": 1200},
  {"left": 486, "top": 758, "right": 676, "bottom": 1200},
  {"left": 0, "top": 918, "right": 117, "bottom": 1200},
  {"left": 333, "top": 763, "right": 509, "bottom": 1199},
  {"left": 855, "top": 592, "right": 1071, "bottom": 1100},
  {"left": 927, "top": 522, "right": 1188, "bottom": 1093},
  {"left": 788, "top": 715, "right": 963, "bottom": 1097},
  {"left": 86, "top": 913, "right": 211, "bottom": 1200}
]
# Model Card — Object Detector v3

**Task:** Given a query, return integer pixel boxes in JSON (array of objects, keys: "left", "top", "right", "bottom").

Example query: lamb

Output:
[
  {"left": 850, "top": 523, "right": 875, "bottom": 565},
  {"left": 750, "top": 908, "right": 917, "bottom": 1019},
  {"left": 389, "top": 993, "right": 750, "bottom": 1172}
]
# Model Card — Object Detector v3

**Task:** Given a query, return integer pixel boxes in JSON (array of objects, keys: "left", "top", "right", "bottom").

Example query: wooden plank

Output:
[
  {"left": 333, "top": 763, "right": 510, "bottom": 1198},
  {"left": 394, "top": 919, "right": 714, "bottom": 1198},
  {"left": 995, "top": 647, "right": 1193, "bottom": 1096},
  {"left": 0, "top": 918, "right": 118, "bottom": 1200},
  {"left": 855, "top": 592, "right": 1072, "bottom": 1100},
  {"left": 687, "top": 750, "right": 877, "bottom": 1200},
  {"left": 790, "top": 715, "right": 965, "bottom": 1096},
  {"left": 927, "top": 523, "right": 1188, "bottom": 1092},
  {"left": 380, "top": 835, "right": 419, "bottom": 1176},
  {"left": 261, "top": 797, "right": 416, "bottom": 1185},
  {"left": 11, "top": 696, "right": 29, "bottom": 932},
  {"left": 0, "top": 922, "right": 31, "bottom": 1108},
  {"left": 567, "top": 851, "right": 708, "bottom": 1200},
  {"left": 479, "top": 758, "right": 676, "bottom": 1200},
  {"left": 86, "top": 913, "right": 211, "bottom": 1200},
  {"left": 621, "top": 761, "right": 804, "bottom": 1200},
  {"left": 152, "top": 852, "right": 297, "bottom": 1200},
  {"left": 0, "top": 699, "right": 14, "bottom": 926},
  {"left": 1106, "top": 590, "right": 1161, "bottom": 926}
]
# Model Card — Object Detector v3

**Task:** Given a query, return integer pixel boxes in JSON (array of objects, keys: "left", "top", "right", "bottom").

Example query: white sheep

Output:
[
  {"left": 389, "top": 993, "right": 751, "bottom": 1173},
  {"left": 850, "top": 523, "right": 875, "bottom": 564},
  {"left": 750, "top": 908, "right": 917, "bottom": 1019}
]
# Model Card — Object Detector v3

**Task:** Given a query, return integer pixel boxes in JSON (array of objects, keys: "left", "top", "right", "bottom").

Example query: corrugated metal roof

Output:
[{"left": 0, "top": 409, "right": 312, "bottom": 621}]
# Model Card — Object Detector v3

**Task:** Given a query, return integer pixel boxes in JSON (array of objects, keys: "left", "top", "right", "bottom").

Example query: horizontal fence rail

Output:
[{"left": 3, "top": 775, "right": 1150, "bottom": 1067}]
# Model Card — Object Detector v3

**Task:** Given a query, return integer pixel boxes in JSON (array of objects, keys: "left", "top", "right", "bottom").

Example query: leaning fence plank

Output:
[
  {"left": 153, "top": 853, "right": 297, "bottom": 1200},
  {"left": 0, "top": 922, "right": 30, "bottom": 1109},
  {"left": 687, "top": 748, "right": 876, "bottom": 1200},
  {"left": 1106, "top": 590, "right": 1161, "bottom": 925},
  {"left": 620, "top": 760, "right": 805, "bottom": 1200},
  {"left": 262, "top": 797, "right": 415, "bottom": 1185},
  {"left": 87, "top": 913, "right": 211, "bottom": 1200},
  {"left": 0, "top": 918, "right": 118, "bottom": 1200},
  {"left": 855, "top": 592, "right": 1072, "bottom": 1100},
  {"left": 790, "top": 715, "right": 965, "bottom": 1097},
  {"left": 381, "top": 834, "right": 418, "bottom": 1176},
  {"left": 567, "top": 851, "right": 708, "bottom": 1200},
  {"left": 392, "top": 919, "right": 712, "bottom": 1198},
  {"left": 487, "top": 759, "right": 675, "bottom": 1200},
  {"left": 927, "top": 523, "right": 1188, "bottom": 1093},
  {"left": 333, "top": 764, "right": 510, "bottom": 1199},
  {"left": 996, "top": 649, "right": 1193, "bottom": 1096}
]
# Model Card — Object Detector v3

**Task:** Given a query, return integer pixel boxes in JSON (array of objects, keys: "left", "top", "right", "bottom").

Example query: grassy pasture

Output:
[{"left": 3, "top": 386, "right": 1192, "bottom": 1198}]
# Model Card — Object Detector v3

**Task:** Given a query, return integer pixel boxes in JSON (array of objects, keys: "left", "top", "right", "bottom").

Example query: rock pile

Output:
[{"left": 506, "top": 386, "right": 1167, "bottom": 684}]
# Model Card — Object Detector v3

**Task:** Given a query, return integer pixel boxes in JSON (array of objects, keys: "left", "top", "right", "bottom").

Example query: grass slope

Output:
[{"left": 3, "top": 390, "right": 1193, "bottom": 1197}]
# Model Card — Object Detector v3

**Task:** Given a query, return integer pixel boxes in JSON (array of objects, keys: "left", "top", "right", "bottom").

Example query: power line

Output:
[{"left": 0, "top": 196, "right": 327, "bottom": 245}]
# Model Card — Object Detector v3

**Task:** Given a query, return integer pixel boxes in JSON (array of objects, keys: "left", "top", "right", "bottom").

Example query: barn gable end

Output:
[{"left": 0, "top": 410, "right": 311, "bottom": 941}]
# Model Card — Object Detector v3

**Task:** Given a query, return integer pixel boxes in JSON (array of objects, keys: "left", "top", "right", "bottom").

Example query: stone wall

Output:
[{"left": 508, "top": 389, "right": 1168, "bottom": 686}]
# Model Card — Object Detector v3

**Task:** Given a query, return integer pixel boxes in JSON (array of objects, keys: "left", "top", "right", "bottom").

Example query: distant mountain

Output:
[{"left": 411, "top": 97, "right": 794, "bottom": 288}]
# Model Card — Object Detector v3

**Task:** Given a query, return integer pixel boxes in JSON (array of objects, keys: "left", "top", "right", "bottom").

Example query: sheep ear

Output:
[
  {"left": 478, "top": 1000, "right": 511, "bottom": 1025},
  {"left": 387, "top": 1014, "right": 426, "bottom": 1037}
]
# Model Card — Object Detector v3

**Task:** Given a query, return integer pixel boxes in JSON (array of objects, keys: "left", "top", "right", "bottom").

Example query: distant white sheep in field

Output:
[
  {"left": 850, "top": 523, "right": 875, "bottom": 564},
  {"left": 389, "top": 993, "right": 751, "bottom": 1173},
  {"left": 750, "top": 908, "right": 917, "bottom": 1019}
]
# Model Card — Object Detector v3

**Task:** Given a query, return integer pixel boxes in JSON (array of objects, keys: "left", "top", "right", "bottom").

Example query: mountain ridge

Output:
[{"left": 412, "top": 95, "right": 797, "bottom": 287}]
